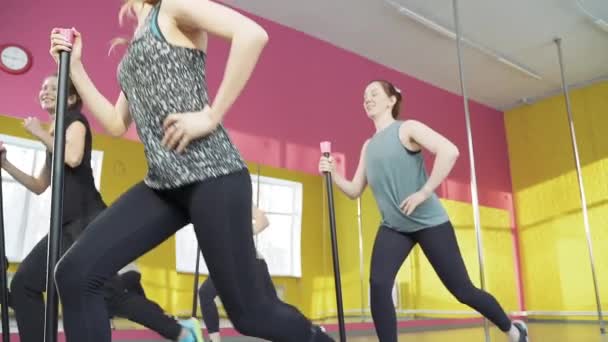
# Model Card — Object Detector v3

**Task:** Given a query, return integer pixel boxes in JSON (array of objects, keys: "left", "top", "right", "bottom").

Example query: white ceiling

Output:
[{"left": 224, "top": 0, "right": 608, "bottom": 110}]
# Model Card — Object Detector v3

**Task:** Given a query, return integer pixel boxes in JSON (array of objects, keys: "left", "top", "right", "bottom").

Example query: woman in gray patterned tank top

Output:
[
  {"left": 49, "top": 1, "right": 332, "bottom": 341},
  {"left": 318, "top": 80, "right": 528, "bottom": 342}
]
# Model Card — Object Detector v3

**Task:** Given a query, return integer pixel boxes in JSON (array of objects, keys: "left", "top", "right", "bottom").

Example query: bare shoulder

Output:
[
  {"left": 133, "top": 2, "right": 154, "bottom": 22},
  {"left": 398, "top": 120, "right": 423, "bottom": 151},
  {"left": 362, "top": 138, "right": 372, "bottom": 152},
  {"left": 359, "top": 139, "right": 372, "bottom": 160},
  {"left": 399, "top": 119, "right": 422, "bottom": 131},
  {"left": 161, "top": 0, "right": 210, "bottom": 24}
]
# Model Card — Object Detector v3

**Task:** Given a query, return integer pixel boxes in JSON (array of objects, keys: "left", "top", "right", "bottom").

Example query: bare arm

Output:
[
  {"left": 50, "top": 25, "right": 133, "bottom": 137},
  {"left": 1, "top": 160, "right": 50, "bottom": 195},
  {"left": 399, "top": 120, "right": 459, "bottom": 194},
  {"left": 33, "top": 129, "right": 54, "bottom": 152},
  {"left": 167, "top": 0, "right": 269, "bottom": 123},
  {"left": 69, "top": 65, "right": 133, "bottom": 137},
  {"left": 33, "top": 122, "right": 87, "bottom": 168},
  {"left": 319, "top": 141, "right": 369, "bottom": 200},
  {"left": 252, "top": 206, "right": 270, "bottom": 235}
]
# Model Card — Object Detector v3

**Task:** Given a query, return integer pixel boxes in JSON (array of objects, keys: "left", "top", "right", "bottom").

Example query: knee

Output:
[
  {"left": 369, "top": 273, "right": 393, "bottom": 294},
  {"left": 54, "top": 255, "right": 90, "bottom": 295},
  {"left": 198, "top": 284, "right": 215, "bottom": 304},
  {"left": 226, "top": 300, "right": 270, "bottom": 336},
  {"left": 9, "top": 269, "right": 26, "bottom": 294},
  {"left": 231, "top": 313, "right": 261, "bottom": 336}
]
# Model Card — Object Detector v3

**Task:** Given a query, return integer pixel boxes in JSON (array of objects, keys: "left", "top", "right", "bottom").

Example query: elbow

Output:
[
  {"left": 107, "top": 124, "right": 128, "bottom": 138},
  {"left": 65, "top": 153, "right": 84, "bottom": 168},
  {"left": 108, "top": 129, "right": 126, "bottom": 138},
  {"left": 445, "top": 145, "right": 459, "bottom": 161},
  {"left": 32, "top": 182, "right": 47, "bottom": 195},
  {"left": 260, "top": 220, "right": 270, "bottom": 230},
  {"left": 251, "top": 25, "right": 269, "bottom": 46},
  {"left": 257, "top": 29, "right": 269, "bottom": 46},
  {"left": 452, "top": 146, "right": 460, "bottom": 159},
  {"left": 240, "top": 25, "right": 269, "bottom": 48},
  {"left": 346, "top": 191, "right": 361, "bottom": 201}
]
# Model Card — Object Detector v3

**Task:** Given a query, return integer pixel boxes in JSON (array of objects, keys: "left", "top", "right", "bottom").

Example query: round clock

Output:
[{"left": 0, "top": 44, "right": 33, "bottom": 75}]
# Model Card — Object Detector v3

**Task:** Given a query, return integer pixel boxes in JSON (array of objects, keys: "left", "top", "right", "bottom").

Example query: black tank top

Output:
[{"left": 45, "top": 110, "right": 105, "bottom": 224}]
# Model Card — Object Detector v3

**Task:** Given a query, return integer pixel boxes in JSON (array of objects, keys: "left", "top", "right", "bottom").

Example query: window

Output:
[
  {"left": 0, "top": 134, "right": 103, "bottom": 262},
  {"left": 175, "top": 175, "right": 303, "bottom": 277}
]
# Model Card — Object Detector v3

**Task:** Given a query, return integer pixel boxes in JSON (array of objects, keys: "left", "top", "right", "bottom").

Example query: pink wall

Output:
[{"left": 0, "top": 0, "right": 512, "bottom": 211}]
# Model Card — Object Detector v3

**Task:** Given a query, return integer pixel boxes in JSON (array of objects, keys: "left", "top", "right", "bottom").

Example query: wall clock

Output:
[{"left": 0, "top": 44, "right": 33, "bottom": 75}]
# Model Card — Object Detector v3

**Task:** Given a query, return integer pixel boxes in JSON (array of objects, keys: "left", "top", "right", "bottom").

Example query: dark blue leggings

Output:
[
  {"left": 199, "top": 258, "right": 277, "bottom": 334},
  {"left": 54, "top": 169, "right": 332, "bottom": 342},
  {"left": 370, "top": 222, "right": 512, "bottom": 342}
]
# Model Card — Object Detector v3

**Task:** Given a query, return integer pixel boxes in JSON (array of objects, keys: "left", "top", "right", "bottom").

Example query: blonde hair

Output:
[{"left": 109, "top": 0, "right": 159, "bottom": 53}]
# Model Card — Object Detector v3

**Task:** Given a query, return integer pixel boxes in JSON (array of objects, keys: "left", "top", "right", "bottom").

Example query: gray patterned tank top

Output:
[{"left": 117, "top": 3, "right": 246, "bottom": 189}]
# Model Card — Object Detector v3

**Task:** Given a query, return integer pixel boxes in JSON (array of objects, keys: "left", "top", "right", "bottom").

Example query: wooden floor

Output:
[
  {"left": 109, "top": 322, "right": 608, "bottom": 342},
  {"left": 3, "top": 318, "right": 607, "bottom": 341},
  {"left": 109, "top": 320, "right": 608, "bottom": 341},
  {"left": 346, "top": 323, "right": 607, "bottom": 341}
]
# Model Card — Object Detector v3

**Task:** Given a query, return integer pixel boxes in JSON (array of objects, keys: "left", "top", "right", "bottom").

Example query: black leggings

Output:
[
  {"left": 199, "top": 258, "right": 278, "bottom": 333},
  {"left": 105, "top": 271, "right": 182, "bottom": 340},
  {"left": 54, "top": 169, "right": 331, "bottom": 342},
  {"left": 370, "top": 222, "right": 512, "bottom": 342},
  {"left": 10, "top": 208, "right": 103, "bottom": 342}
]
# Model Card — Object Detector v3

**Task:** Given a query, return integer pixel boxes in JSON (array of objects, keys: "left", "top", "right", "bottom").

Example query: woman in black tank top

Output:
[
  {"left": 1, "top": 75, "right": 202, "bottom": 342},
  {"left": 0, "top": 74, "right": 106, "bottom": 342}
]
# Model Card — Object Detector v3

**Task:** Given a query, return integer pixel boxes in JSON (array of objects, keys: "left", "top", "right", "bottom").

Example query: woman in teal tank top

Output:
[{"left": 318, "top": 80, "right": 528, "bottom": 342}]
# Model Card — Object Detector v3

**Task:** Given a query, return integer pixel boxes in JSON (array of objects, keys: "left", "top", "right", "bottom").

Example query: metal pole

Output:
[
  {"left": 320, "top": 142, "right": 346, "bottom": 342},
  {"left": 191, "top": 247, "right": 201, "bottom": 317},
  {"left": 451, "top": 2, "right": 490, "bottom": 340},
  {"left": 44, "top": 28, "right": 74, "bottom": 342},
  {"left": 357, "top": 198, "right": 366, "bottom": 321},
  {"left": 254, "top": 164, "right": 261, "bottom": 246},
  {"left": 0, "top": 163, "right": 10, "bottom": 342},
  {"left": 554, "top": 37, "right": 606, "bottom": 335}
]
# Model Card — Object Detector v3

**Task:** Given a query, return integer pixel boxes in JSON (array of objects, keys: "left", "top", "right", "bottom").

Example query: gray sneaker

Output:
[{"left": 513, "top": 320, "right": 529, "bottom": 342}]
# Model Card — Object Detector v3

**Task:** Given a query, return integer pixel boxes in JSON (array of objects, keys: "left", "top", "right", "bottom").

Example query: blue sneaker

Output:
[{"left": 179, "top": 318, "right": 204, "bottom": 342}]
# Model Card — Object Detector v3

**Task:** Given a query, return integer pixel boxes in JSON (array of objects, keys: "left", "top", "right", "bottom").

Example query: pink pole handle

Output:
[
  {"left": 320, "top": 141, "right": 332, "bottom": 154},
  {"left": 57, "top": 28, "right": 75, "bottom": 44}
]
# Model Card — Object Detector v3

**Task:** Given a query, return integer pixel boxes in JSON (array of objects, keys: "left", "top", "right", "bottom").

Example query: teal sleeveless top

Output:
[{"left": 365, "top": 121, "right": 449, "bottom": 232}]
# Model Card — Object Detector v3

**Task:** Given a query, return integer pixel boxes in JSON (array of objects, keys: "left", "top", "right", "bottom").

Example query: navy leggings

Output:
[
  {"left": 199, "top": 258, "right": 278, "bottom": 333},
  {"left": 370, "top": 222, "right": 512, "bottom": 341},
  {"left": 105, "top": 271, "right": 182, "bottom": 340},
  {"left": 54, "top": 170, "right": 332, "bottom": 342}
]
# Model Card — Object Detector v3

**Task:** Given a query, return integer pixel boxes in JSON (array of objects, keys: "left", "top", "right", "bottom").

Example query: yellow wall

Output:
[{"left": 505, "top": 81, "right": 608, "bottom": 317}]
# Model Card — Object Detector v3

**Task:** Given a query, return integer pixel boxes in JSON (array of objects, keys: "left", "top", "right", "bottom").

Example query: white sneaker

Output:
[{"left": 512, "top": 320, "right": 529, "bottom": 342}]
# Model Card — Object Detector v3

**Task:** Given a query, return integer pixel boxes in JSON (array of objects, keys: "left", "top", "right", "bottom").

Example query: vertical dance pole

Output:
[
  {"left": 0, "top": 162, "right": 10, "bottom": 342},
  {"left": 44, "top": 27, "right": 74, "bottom": 342},
  {"left": 254, "top": 164, "right": 261, "bottom": 247},
  {"left": 320, "top": 142, "right": 346, "bottom": 342},
  {"left": 554, "top": 37, "right": 606, "bottom": 335},
  {"left": 356, "top": 198, "right": 366, "bottom": 321},
  {"left": 451, "top": 2, "right": 490, "bottom": 341},
  {"left": 191, "top": 246, "right": 201, "bottom": 317}
]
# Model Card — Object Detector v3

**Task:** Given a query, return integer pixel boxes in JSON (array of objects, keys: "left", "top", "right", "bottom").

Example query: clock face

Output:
[{"left": 1, "top": 45, "right": 31, "bottom": 73}]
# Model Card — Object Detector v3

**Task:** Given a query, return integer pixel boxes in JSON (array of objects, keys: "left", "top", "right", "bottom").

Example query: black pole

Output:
[
  {"left": 191, "top": 248, "right": 201, "bottom": 317},
  {"left": 320, "top": 141, "right": 346, "bottom": 342},
  {"left": 0, "top": 162, "right": 10, "bottom": 342},
  {"left": 44, "top": 28, "right": 73, "bottom": 342}
]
